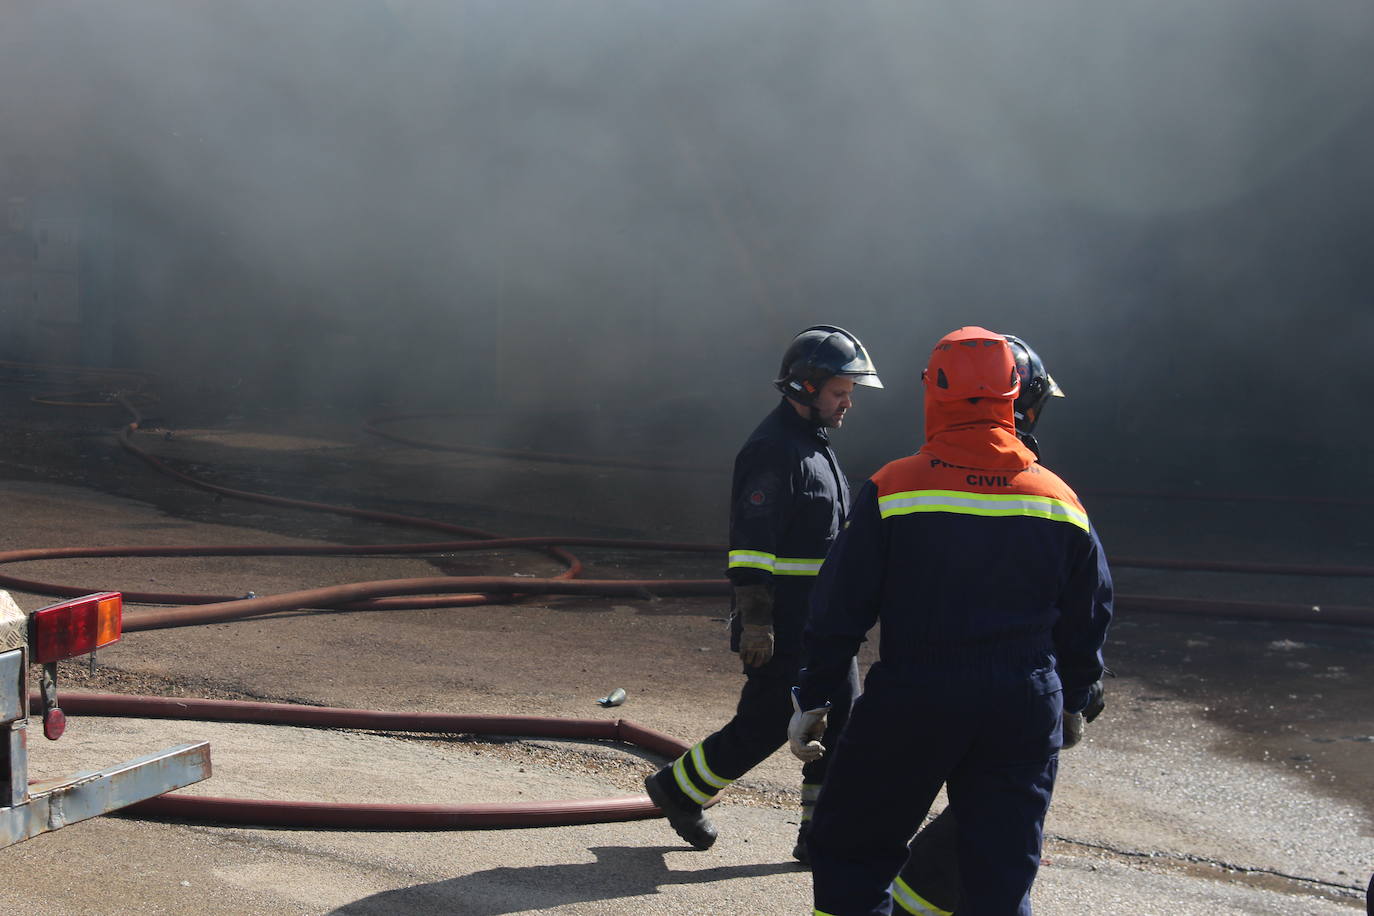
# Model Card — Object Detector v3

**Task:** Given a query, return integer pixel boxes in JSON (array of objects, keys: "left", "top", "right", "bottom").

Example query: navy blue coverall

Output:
[
  {"left": 796, "top": 399, "right": 1113, "bottom": 916},
  {"left": 656, "top": 399, "right": 860, "bottom": 819}
]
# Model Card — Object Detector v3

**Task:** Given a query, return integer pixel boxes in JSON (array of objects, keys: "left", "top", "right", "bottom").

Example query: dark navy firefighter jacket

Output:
[
  {"left": 728, "top": 399, "right": 851, "bottom": 657},
  {"left": 796, "top": 403, "right": 1113, "bottom": 713}
]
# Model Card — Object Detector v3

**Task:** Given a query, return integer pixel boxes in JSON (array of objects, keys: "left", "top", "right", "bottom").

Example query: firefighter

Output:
[
  {"left": 789, "top": 326, "right": 1113, "bottom": 915},
  {"left": 889, "top": 333, "right": 1104, "bottom": 915},
  {"left": 644, "top": 325, "right": 882, "bottom": 860}
]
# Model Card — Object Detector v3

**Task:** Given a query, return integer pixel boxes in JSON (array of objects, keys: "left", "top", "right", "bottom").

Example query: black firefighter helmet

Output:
[
  {"left": 1003, "top": 333, "right": 1064, "bottom": 436},
  {"left": 774, "top": 325, "right": 883, "bottom": 404}
]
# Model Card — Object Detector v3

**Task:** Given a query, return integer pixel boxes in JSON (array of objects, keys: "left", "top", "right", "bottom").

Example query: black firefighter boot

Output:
[
  {"left": 791, "top": 818, "right": 807, "bottom": 862},
  {"left": 645, "top": 766, "right": 718, "bottom": 850},
  {"left": 792, "top": 820, "right": 811, "bottom": 865},
  {"left": 793, "top": 782, "right": 821, "bottom": 864}
]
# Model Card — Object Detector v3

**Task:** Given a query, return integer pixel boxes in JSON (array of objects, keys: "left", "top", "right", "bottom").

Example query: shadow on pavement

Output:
[{"left": 329, "top": 845, "right": 804, "bottom": 915}]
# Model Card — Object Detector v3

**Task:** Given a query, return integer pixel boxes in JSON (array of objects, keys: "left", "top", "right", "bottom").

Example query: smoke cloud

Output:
[{"left": 2, "top": 0, "right": 1371, "bottom": 491}]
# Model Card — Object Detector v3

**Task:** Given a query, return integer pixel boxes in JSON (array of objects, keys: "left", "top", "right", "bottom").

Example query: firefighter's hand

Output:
[
  {"left": 1082, "top": 680, "right": 1106, "bottom": 723},
  {"left": 1064, "top": 679, "right": 1106, "bottom": 749},
  {"left": 738, "top": 624, "right": 774, "bottom": 667},
  {"left": 788, "top": 687, "right": 829, "bottom": 762},
  {"left": 1061, "top": 710, "right": 1085, "bottom": 749},
  {"left": 734, "top": 583, "right": 775, "bottom": 667}
]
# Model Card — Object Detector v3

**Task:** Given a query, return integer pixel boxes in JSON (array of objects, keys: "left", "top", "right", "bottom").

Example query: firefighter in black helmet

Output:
[
  {"left": 644, "top": 325, "right": 881, "bottom": 860},
  {"left": 1004, "top": 333, "right": 1064, "bottom": 459},
  {"left": 775, "top": 325, "right": 884, "bottom": 422}
]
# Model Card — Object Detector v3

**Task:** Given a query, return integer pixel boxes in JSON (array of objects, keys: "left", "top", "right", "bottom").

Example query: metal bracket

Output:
[{"left": 38, "top": 662, "right": 65, "bottom": 740}]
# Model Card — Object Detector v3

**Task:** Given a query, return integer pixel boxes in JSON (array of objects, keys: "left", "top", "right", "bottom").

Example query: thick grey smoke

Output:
[{"left": 3, "top": 0, "right": 1371, "bottom": 490}]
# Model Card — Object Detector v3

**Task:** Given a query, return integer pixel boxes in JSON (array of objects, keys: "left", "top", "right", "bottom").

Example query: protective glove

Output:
[
  {"left": 1082, "top": 679, "right": 1106, "bottom": 723},
  {"left": 734, "top": 583, "right": 774, "bottom": 667},
  {"left": 1062, "top": 680, "right": 1106, "bottom": 750},
  {"left": 1061, "top": 711, "right": 1085, "bottom": 749},
  {"left": 788, "top": 687, "right": 830, "bottom": 762},
  {"left": 739, "top": 625, "right": 774, "bottom": 667}
]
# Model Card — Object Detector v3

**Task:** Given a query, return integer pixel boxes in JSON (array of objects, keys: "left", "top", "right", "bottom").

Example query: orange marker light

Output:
[
  {"left": 29, "top": 592, "right": 123, "bottom": 664},
  {"left": 95, "top": 594, "right": 122, "bottom": 647}
]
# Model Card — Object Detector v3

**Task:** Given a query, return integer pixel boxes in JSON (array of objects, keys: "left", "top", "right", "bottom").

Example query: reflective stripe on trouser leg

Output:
[
  {"left": 897, "top": 808, "right": 962, "bottom": 914},
  {"left": 693, "top": 650, "right": 800, "bottom": 788},
  {"left": 810, "top": 685, "right": 955, "bottom": 916},
  {"left": 671, "top": 741, "right": 733, "bottom": 806},
  {"left": 891, "top": 876, "right": 953, "bottom": 916}
]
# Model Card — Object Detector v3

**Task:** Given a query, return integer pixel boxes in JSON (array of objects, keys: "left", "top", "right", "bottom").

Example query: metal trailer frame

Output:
[{"left": 1, "top": 645, "right": 211, "bottom": 848}]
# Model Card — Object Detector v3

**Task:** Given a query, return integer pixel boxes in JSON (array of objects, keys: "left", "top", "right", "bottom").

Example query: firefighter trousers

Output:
[
  {"left": 893, "top": 807, "right": 960, "bottom": 915},
  {"left": 660, "top": 651, "right": 859, "bottom": 810},
  {"left": 809, "top": 667, "right": 1061, "bottom": 916}
]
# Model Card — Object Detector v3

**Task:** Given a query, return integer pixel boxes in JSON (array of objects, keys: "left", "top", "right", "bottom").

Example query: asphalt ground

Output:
[{"left": 0, "top": 395, "right": 1369, "bottom": 914}]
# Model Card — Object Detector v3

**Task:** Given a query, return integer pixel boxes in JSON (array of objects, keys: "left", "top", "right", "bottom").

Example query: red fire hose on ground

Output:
[
  {"left": 4, "top": 392, "right": 1371, "bottom": 832},
  {"left": 0, "top": 399, "right": 743, "bottom": 831},
  {"left": 39, "top": 693, "right": 693, "bottom": 829},
  {"left": 0, "top": 547, "right": 1367, "bottom": 632}
]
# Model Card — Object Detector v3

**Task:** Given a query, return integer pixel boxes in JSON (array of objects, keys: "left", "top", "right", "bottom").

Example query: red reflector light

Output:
[{"left": 29, "top": 592, "right": 123, "bottom": 664}]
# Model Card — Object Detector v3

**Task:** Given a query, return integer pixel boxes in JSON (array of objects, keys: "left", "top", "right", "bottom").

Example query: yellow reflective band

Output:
[
  {"left": 878, "top": 488, "right": 1089, "bottom": 532},
  {"left": 728, "top": 549, "right": 776, "bottom": 572},
  {"left": 814, "top": 910, "right": 839, "bottom": 916},
  {"left": 672, "top": 755, "right": 715, "bottom": 806},
  {"left": 774, "top": 557, "right": 824, "bottom": 576},
  {"left": 690, "top": 742, "right": 731, "bottom": 790},
  {"left": 892, "top": 876, "right": 954, "bottom": 916},
  {"left": 727, "top": 551, "right": 824, "bottom": 575}
]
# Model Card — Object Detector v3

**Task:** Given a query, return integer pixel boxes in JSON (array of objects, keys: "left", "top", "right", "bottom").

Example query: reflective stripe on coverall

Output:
[
  {"left": 659, "top": 399, "right": 860, "bottom": 810},
  {"left": 797, "top": 398, "right": 1113, "bottom": 916}
]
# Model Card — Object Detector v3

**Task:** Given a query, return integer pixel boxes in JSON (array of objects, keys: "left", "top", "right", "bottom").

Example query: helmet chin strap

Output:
[
  {"left": 784, "top": 393, "right": 827, "bottom": 427},
  {"left": 805, "top": 374, "right": 837, "bottom": 427}
]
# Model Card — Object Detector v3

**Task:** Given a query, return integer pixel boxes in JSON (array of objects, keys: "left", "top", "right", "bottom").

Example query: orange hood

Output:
[{"left": 921, "top": 393, "right": 1037, "bottom": 471}]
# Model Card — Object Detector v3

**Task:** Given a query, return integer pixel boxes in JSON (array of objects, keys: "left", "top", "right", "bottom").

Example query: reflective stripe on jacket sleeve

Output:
[{"left": 727, "top": 550, "right": 824, "bottom": 576}]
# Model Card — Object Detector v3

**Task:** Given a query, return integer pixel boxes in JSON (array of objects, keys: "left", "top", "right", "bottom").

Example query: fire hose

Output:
[
  {"left": 2, "top": 392, "right": 1370, "bottom": 832},
  {"left": 0, "top": 399, "right": 742, "bottom": 831},
  {"left": 1, "top": 543, "right": 1368, "bottom": 632},
  {"left": 34, "top": 692, "right": 693, "bottom": 829}
]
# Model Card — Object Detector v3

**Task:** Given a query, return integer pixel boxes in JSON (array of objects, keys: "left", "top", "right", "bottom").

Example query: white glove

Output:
[{"left": 788, "top": 687, "right": 830, "bottom": 762}]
